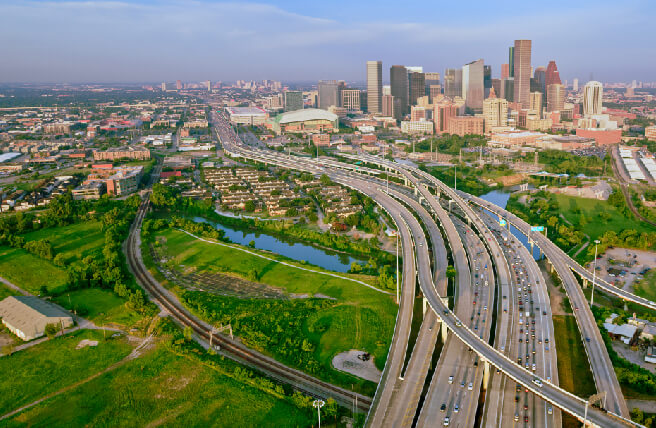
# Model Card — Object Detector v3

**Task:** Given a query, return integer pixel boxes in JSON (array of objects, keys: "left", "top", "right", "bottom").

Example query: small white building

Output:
[
  {"left": 640, "top": 324, "right": 656, "bottom": 341},
  {"left": 0, "top": 296, "right": 73, "bottom": 341}
]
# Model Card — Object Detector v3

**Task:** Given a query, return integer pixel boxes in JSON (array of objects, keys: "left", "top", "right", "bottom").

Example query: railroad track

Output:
[{"left": 125, "top": 195, "right": 372, "bottom": 411}]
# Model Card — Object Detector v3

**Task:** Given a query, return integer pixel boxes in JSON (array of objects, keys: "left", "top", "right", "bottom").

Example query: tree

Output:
[
  {"left": 44, "top": 323, "right": 58, "bottom": 339},
  {"left": 183, "top": 326, "right": 193, "bottom": 341},
  {"left": 53, "top": 253, "right": 66, "bottom": 267},
  {"left": 446, "top": 265, "right": 456, "bottom": 286}
]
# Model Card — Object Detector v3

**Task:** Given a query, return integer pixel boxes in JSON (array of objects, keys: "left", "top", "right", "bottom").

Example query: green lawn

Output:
[
  {"left": 4, "top": 345, "right": 314, "bottom": 427},
  {"left": 554, "top": 194, "right": 655, "bottom": 240},
  {"left": 53, "top": 288, "right": 143, "bottom": 328},
  {"left": 0, "top": 282, "right": 14, "bottom": 300},
  {"left": 552, "top": 315, "right": 596, "bottom": 398},
  {"left": 0, "top": 246, "right": 68, "bottom": 294},
  {"left": 0, "top": 329, "right": 133, "bottom": 415},
  {"left": 634, "top": 270, "right": 656, "bottom": 302},
  {"left": 157, "top": 228, "right": 396, "bottom": 394},
  {"left": 22, "top": 221, "right": 106, "bottom": 263}
]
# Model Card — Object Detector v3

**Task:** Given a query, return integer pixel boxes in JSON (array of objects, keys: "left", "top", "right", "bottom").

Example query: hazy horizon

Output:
[{"left": 1, "top": 0, "right": 654, "bottom": 84}]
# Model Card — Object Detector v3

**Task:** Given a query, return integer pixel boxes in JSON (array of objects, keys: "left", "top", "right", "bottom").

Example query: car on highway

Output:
[
  {"left": 548, "top": 406, "right": 553, "bottom": 415},
  {"left": 454, "top": 404, "right": 459, "bottom": 413},
  {"left": 514, "top": 413, "right": 520, "bottom": 421},
  {"left": 533, "top": 378, "right": 543, "bottom": 387},
  {"left": 443, "top": 416, "right": 450, "bottom": 426},
  {"left": 448, "top": 375, "right": 454, "bottom": 384},
  {"left": 467, "top": 382, "right": 473, "bottom": 390},
  {"left": 440, "top": 403, "right": 446, "bottom": 412},
  {"left": 460, "top": 380, "right": 465, "bottom": 388}
]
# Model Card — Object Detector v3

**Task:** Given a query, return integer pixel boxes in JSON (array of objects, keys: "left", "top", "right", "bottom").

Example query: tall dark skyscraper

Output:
[
  {"left": 408, "top": 71, "right": 425, "bottom": 106},
  {"left": 283, "top": 91, "right": 303, "bottom": 111},
  {"left": 508, "top": 46, "right": 515, "bottom": 78},
  {"left": 484, "top": 65, "right": 492, "bottom": 99},
  {"left": 366, "top": 60, "right": 382, "bottom": 114},
  {"left": 534, "top": 67, "right": 546, "bottom": 94},
  {"left": 390, "top": 65, "right": 409, "bottom": 116},
  {"left": 513, "top": 39, "right": 531, "bottom": 108},
  {"left": 318, "top": 80, "right": 339, "bottom": 109},
  {"left": 444, "top": 68, "right": 462, "bottom": 99}
]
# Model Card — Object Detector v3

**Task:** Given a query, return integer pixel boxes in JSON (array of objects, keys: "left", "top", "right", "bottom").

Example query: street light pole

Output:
[
  {"left": 590, "top": 239, "right": 600, "bottom": 307},
  {"left": 313, "top": 399, "right": 325, "bottom": 428},
  {"left": 454, "top": 165, "right": 457, "bottom": 191}
]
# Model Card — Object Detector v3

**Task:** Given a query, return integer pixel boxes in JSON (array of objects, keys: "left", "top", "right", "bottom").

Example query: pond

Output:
[
  {"left": 192, "top": 217, "right": 367, "bottom": 273},
  {"left": 479, "top": 189, "right": 542, "bottom": 260}
]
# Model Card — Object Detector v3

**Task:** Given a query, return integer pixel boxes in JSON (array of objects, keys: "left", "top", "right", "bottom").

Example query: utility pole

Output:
[
  {"left": 590, "top": 239, "right": 601, "bottom": 307},
  {"left": 454, "top": 165, "right": 457, "bottom": 191}
]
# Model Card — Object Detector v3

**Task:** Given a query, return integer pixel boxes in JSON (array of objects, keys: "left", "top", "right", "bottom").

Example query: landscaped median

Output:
[{"left": 146, "top": 226, "right": 398, "bottom": 396}]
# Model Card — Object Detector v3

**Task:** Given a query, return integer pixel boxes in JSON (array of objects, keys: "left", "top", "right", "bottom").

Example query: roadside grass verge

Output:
[
  {"left": 0, "top": 246, "right": 68, "bottom": 294},
  {"left": 0, "top": 329, "right": 132, "bottom": 415},
  {"left": 4, "top": 342, "right": 315, "bottom": 427},
  {"left": 552, "top": 315, "right": 596, "bottom": 397},
  {"left": 634, "top": 270, "right": 656, "bottom": 302},
  {"left": 53, "top": 288, "right": 143, "bottom": 328},
  {"left": 0, "top": 282, "right": 13, "bottom": 300}
]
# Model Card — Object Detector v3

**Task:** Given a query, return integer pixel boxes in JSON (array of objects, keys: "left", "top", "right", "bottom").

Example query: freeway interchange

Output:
[{"left": 187, "top": 110, "right": 656, "bottom": 427}]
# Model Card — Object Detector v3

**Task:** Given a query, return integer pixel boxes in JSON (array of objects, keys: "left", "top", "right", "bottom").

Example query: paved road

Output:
[{"left": 218, "top": 122, "right": 640, "bottom": 427}]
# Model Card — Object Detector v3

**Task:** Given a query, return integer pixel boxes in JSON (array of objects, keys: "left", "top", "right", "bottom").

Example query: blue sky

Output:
[{"left": 0, "top": 0, "right": 653, "bottom": 83}]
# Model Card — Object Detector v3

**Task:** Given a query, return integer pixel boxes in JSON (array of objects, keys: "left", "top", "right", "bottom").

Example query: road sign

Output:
[
  {"left": 531, "top": 226, "right": 544, "bottom": 232},
  {"left": 500, "top": 219, "right": 507, "bottom": 226}
]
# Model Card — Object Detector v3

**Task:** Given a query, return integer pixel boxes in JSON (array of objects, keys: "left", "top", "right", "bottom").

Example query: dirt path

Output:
[
  {"left": 0, "top": 335, "right": 154, "bottom": 421},
  {"left": 0, "top": 276, "right": 32, "bottom": 296},
  {"left": 539, "top": 261, "right": 567, "bottom": 315}
]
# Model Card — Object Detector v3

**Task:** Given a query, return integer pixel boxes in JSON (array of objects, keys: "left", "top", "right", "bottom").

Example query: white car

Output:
[
  {"left": 454, "top": 404, "right": 459, "bottom": 413},
  {"left": 448, "top": 376, "right": 454, "bottom": 384},
  {"left": 467, "top": 382, "right": 473, "bottom": 391},
  {"left": 443, "top": 416, "right": 450, "bottom": 426}
]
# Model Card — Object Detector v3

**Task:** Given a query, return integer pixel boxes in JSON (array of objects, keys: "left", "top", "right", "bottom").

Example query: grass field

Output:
[
  {"left": 5, "top": 344, "right": 315, "bottom": 427},
  {"left": 0, "top": 282, "right": 14, "bottom": 300},
  {"left": 0, "top": 329, "right": 133, "bottom": 415},
  {"left": 553, "top": 314, "right": 598, "bottom": 428},
  {"left": 634, "top": 270, "right": 656, "bottom": 302},
  {"left": 156, "top": 228, "right": 396, "bottom": 393},
  {"left": 22, "top": 221, "right": 106, "bottom": 263},
  {"left": 53, "top": 288, "right": 143, "bottom": 328},
  {"left": 554, "top": 194, "right": 655, "bottom": 240},
  {"left": 0, "top": 246, "right": 68, "bottom": 294},
  {"left": 552, "top": 315, "right": 596, "bottom": 398}
]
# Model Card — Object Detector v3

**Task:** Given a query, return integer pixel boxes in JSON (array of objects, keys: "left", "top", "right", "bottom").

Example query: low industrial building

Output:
[
  {"left": 0, "top": 296, "right": 73, "bottom": 341},
  {"left": 226, "top": 107, "right": 268, "bottom": 126}
]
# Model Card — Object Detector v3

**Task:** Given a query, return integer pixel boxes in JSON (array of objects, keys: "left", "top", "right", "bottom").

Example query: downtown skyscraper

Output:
[
  {"left": 513, "top": 39, "right": 532, "bottom": 108},
  {"left": 462, "top": 59, "right": 484, "bottom": 112},
  {"left": 390, "top": 65, "right": 409, "bottom": 116},
  {"left": 366, "top": 61, "right": 382, "bottom": 114}
]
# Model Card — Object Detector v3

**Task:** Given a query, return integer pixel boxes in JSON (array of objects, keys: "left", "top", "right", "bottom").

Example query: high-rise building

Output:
[
  {"left": 545, "top": 61, "right": 562, "bottom": 86},
  {"left": 383, "top": 85, "right": 391, "bottom": 96},
  {"left": 161, "top": 82, "right": 167, "bottom": 91},
  {"left": 366, "top": 60, "right": 383, "bottom": 114},
  {"left": 425, "top": 72, "right": 440, "bottom": 88},
  {"left": 583, "top": 81, "right": 603, "bottom": 116},
  {"left": 390, "top": 65, "right": 409, "bottom": 116},
  {"left": 462, "top": 59, "right": 485, "bottom": 112},
  {"left": 502, "top": 78, "right": 514, "bottom": 102},
  {"left": 483, "top": 89, "right": 508, "bottom": 133},
  {"left": 501, "top": 63, "right": 510, "bottom": 80},
  {"left": 573, "top": 78, "right": 579, "bottom": 92},
  {"left": 428, "top": 85, "right": 442, "bottom": 104},
  {"left": 513, "top": 39, "right": 531, "bottom": 108},
  {"left": 508, "top": 47, "right": 515, "bottom": 78},
  {"left": 176, "top": 80, "right": 182, "bottom": 90},
  {"left": 533, "top": 67, "right": 546, "bottom": 95},
  {"left": 529, "top": 92, "right": 543, "bottom": 118},
  {"left": 546, "top": 83, "right": 565, "bottom": 112},
  {"left": 434, "top": 102, "right": 458, "bottom": 133},
  {"left": 444, "top": 68, "right": 462, "bottom": 99},
  {"left": 409, "top": 71, "right": 426, "bottom": 106},
  {"left": 318, "top": 80, "right": 339, "bottom": 109},
  {"left": 382, "top": 94, "right": 397, "bottom": 119},
  {"left": 484, "top": 65, "right": 492, "bottom": 99},
  {"left": 284, "top": 91, "right": 304, "bottom": 112},
  {"left": 491, "top": 79, "right": 501, "bottom": 99},
  {"left": 341, "top": 89, "right": 361, "bottom": 111}
]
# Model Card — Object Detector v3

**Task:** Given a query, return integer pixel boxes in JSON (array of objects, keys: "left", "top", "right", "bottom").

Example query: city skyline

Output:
[{"left": 0, "top": 0, "right": 654, "bottom": 83}]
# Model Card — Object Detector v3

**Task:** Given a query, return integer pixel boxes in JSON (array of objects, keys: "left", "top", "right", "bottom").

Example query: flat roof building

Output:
[
  {"left": 270, "top": 109, "right": 339, "bottom": 135},
  {"left": 226, "top": 107, "right": 268, "bottom": 126},
  {"left": 0, "top": 296, "right": 73, "bottom": 341}
]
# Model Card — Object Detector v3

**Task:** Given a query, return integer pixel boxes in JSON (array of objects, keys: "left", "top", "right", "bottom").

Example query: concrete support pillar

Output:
[
  {"left": 423, "top": 296, "right": 428, "bottom": 315},
  {"left": 482, "top": 359, "right": 490, "bottom": 390},
  {"left": 414, "top": 186, "right": 418, "bottom": 196},
  {"left": 582, "top": 278, "right": 588, "bottom": 289},
  {"left": 441, "top": 319, "right": 448, "bottom": 342},
  {"left": 624, "top": 301, "right": 629, "bottom": 311}
]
